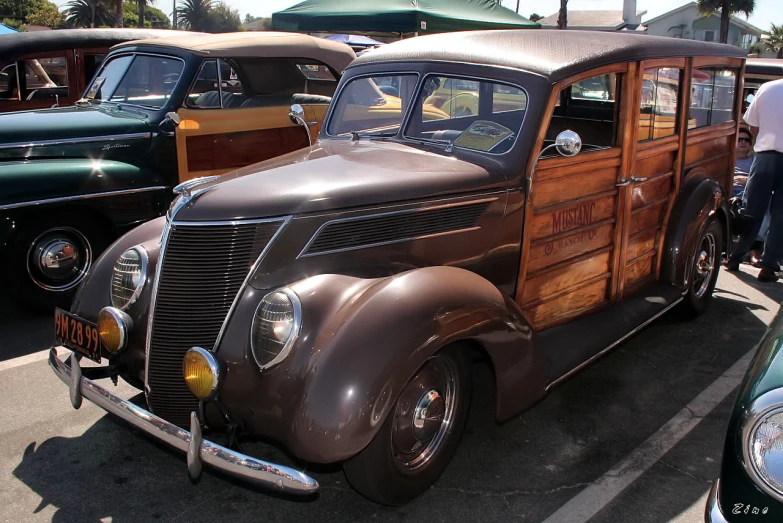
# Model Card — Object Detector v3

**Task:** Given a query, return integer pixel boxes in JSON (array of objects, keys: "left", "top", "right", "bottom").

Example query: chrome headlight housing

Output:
[
  {"left": 250, "top": 288, "right": 301, "bottom": 370},
  {"left": 742, "top": 388, "right": 783, "bottom": 502},
  {"left": 110, "top": 246, "right": 148, "bottom": 310}
]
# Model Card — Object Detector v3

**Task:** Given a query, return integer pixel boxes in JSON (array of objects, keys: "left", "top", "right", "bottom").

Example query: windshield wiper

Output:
[
  {"left": 74, "top": 98, "right": 95, "bottom": 107},
  {"left": 349, "top": 129, "right": 398, "bottom": 141},
  {"left": 409, "top": 136, "right": 454, "bottom": 152}
]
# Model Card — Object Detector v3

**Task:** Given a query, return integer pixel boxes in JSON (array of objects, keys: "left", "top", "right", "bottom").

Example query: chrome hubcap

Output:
[
  {"left": 693, "top": 233, "right": 716, "bottom": 298},
  {"left": 27, "top": 228, "right": 91, "bottom": 291},
  {"left": 391, "top": 355, "right": 457, "bottom": 472}
]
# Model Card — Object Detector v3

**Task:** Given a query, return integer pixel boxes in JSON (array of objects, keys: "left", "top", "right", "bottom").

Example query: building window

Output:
[{"left": 704, "top": 30, "right": 715, "bottom": 42}]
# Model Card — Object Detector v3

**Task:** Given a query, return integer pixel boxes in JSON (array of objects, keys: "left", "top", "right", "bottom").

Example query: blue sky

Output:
[{"left": 53, "top": 0, "right": 779, "bottom": 32}]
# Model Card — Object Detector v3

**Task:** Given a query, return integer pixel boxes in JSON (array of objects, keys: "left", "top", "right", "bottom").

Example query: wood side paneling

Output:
[
  {"left": 186, "top": 127, "right": 309, "bottom": 172},
  {"left": 630, "top": 200, "right": 667, "bottom": 236},
  {"left": 625, "top": 253, "right": 654, "bottom": 288},
  {"left": 530, "top": 193, "right": 616, "bottom": 240},
  {"left": 684, "top": 135, "right": 732, "bottom": 165},
  {"left": 685, "top": 154, "right": 732, "bottom": 179},
  {"left": 522, "top": 250, "right": 612, "bottom": 304},
  {"left": 526, "top": 278, "right": 609, "bottom": 329},
  {"left": 528, "top": 222, "right": 614, "bottom": 273},
  {"left": 632, "top": 174, "right": 672, "bottom": 209},
  {"left": 533, "top": 166, "right": 618, "bottom": 208},
  {"left": 636, "top": 152, "right": 675, "bottom": 178},
  {"left": 627, "top": 228, "right": 658, "bottom": 260}
]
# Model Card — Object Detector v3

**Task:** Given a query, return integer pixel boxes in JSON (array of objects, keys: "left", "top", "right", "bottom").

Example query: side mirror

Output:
[
  {"left": 160, "top": 112, "right": 181, "bottom": 136},
  {"left": 554, "top": 130, "right": 582, "bottom": 157},
  {"left": 289, "top": 103, "right": 313, "bottom": 145}
]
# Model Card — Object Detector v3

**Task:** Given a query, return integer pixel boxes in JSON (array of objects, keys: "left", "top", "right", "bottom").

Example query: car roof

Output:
[
  {"left": 0, "top": 28, "right": 187, "bottom": 59},
  {"left": 745, "top": 58, "right": 783, "bottom": 77},
  {"left": 351, "top": 29, "right": 746, "bottom": 82},
  {"left": 115, "top": 32, "right": 357, "bottom": 73}
]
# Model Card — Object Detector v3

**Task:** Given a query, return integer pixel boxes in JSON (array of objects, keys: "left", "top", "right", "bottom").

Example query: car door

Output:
[
  {"left": 174, "top": 58, "right": 338, "bottom": 183},
  {"left": 515, "top": 63, "right": 636, "bottom": 330}
]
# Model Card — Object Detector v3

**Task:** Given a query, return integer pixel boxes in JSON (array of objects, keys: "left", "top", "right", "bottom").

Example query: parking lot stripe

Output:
[
  {"left": 541, "top": 347, "right": 755, "bottom": 523},
  {"left": 0, "top": 349, "right": 51, "bottom": 372}
]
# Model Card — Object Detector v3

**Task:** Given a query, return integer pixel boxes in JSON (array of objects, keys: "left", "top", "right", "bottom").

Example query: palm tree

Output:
[
  {"left": 557, "top": 0, "right": 567, "bottom": 29},
  {"left": 696, "top": 0, "right": 755, "bottom": 44},
  {"left": 138, "top": 0, "right": 154, "bottom": 28},
  {"left": 176, "top": 0, "right": 213, "bottom": 31},
  {"left": 763, "top": 23, "right": 783, "bottom": 58},
  {"left": 64, "top": 0, "right": 113, "bottom": 28},
  {"left": 113, "top": 0, "right": 122, "bottom": 27}
]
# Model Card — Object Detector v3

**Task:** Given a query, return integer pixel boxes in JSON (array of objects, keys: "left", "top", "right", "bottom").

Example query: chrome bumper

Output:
[
  {"left": 48, "top": 347, "right": 318, "bottom": 496},
  {"left": 705, "top": 480, "right": 729, "bottom": 523}
]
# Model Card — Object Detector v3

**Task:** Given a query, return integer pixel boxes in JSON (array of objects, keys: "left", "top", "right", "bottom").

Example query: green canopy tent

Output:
[{"left": 271, "top": 0, "right": 539, "bottom": 35}]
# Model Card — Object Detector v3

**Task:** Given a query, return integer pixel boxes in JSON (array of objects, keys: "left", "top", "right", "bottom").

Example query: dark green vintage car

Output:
[
  {"left": 0, "top": 31, "right": 354, "bottom": 309},
  {"left": 708, "top": 303, "right": 783, "bottom": 521}
]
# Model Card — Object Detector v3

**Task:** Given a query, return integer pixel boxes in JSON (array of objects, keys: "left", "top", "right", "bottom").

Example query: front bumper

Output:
[
  {"left": 48, "top": 346, "right": 318, "bottom": 496},
  {"left": 706, "top": 480, "right": 730, "bottom": 523}
]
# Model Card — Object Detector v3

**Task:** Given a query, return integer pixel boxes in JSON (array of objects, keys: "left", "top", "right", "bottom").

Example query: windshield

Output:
[
  {"left": 84, "top": 54, "right": 184, "bottom": 109},
  {"left": 404, "top": 75, "right": 527, "bottom": 155},
  {"left": 327, "top": 73, "right": 418, "bottom": 136}
]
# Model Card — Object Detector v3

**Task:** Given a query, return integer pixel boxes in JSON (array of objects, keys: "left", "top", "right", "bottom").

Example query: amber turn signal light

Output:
[
  {"left": 183, "top": 347, "right": 221, "bottom": 400},
  {"left": 98, "top": 307, "right": 131, "bottom": 354}
]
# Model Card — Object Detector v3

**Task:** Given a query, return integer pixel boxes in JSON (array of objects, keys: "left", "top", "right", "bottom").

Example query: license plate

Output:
[{"left": 55, "top": 308, "right": 102, "bottom": 362}]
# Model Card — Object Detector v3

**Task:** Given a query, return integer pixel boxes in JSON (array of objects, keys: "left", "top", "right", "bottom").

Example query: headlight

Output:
[
  {"left": 98, "top": 307, "right": 132, "bottom": 354},
  {"left": 111, "top": 246, "right": 148, "bottom": 309},
  {"left": 183, "top": 347, "right": 221, "bottom": 400},
  {"left": 250, "top": 288, "right": 301, "bottom": 370},
  {"left": 743, "top": 390, "right": 783, "bottom": 502}
]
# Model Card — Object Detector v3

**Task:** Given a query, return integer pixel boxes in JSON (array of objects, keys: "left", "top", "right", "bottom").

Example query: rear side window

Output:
[
  {"left": 689, "top": 68, "right": 738, "bottom": 128},
  {"left": 22, "top": 57, "right": 69, "bottom": 101},
  {"left": 638, "top": 67, "right": 682, "bottom": 141}
]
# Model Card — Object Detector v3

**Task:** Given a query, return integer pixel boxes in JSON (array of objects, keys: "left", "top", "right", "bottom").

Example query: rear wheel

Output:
[
  {"left": 8, "top": 214, "right": 111, "bottom": 311},
  {"left": 343, "top": 344, "right": 471, "bottom": 506},
  {"left": 676, "top": 217, "right": 723, "bottom": 319}
]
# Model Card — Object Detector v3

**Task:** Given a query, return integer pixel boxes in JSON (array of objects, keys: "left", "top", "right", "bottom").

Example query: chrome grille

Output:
[{"left": 146, "top": 219, "right": 283, "bottom": 427}]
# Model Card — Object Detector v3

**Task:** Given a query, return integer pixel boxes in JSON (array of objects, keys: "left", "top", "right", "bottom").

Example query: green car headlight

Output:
[
  {"left": 743, "top": 390, "right": 783, "bottom": 502},
  {"left": 250, "top": 288, "right": 301, "bottom": 370}
]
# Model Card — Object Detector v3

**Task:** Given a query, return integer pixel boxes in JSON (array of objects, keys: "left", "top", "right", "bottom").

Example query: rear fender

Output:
[
  {"left": 661, "top": 169, "right": 728, "bottom": 292},
  {"left": 280, "top": 266, "right": 546, "bottom": 463}
]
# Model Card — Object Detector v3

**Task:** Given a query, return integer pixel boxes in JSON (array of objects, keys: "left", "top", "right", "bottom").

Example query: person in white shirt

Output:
[{"left": 726, "top": 79, "right": 783, "bottom": 282}]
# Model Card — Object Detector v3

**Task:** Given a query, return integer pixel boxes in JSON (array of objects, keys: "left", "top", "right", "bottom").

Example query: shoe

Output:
[
  {"left": 757, "top": 269, "right": 779, "bottom": 283},
  {"left": 725, "top": 260, "right": 740, "bottom": 272}
]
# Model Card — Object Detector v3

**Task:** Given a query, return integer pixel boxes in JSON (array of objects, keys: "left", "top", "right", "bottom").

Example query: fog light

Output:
[
  {"left": 98, "top": 307, "right": 131, "bottom": 354},
  {"left": 183, "top": 347, "right": 220, "bottom": 400}
]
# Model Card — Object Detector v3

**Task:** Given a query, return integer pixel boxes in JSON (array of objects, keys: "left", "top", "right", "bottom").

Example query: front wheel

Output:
[
  {"left": 676, "top": 217, "right": 723, "bottom": 319},
  {"left": 343, "top": 344, "right": 472, "bottom": 506}
]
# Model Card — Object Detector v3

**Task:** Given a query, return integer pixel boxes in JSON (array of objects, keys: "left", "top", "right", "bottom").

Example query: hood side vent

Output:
[{"left": 302, "top": 200, "right": 491, "bottom": 257}]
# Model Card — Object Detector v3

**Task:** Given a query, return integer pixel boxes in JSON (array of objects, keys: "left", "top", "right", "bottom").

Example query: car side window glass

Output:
[
  {"left": 0, "top": 63, "right": 20, "bottom": 100},
  {"left": 83, "top": 54, "right": 106, "bottom": 86},
  {"left": 639, "top": 67, "right": 681, "bottom": 141},
  {"left": 689, "top": 67, "right": 737, "bottom": 128},
  {"left": 187, "top": 60, "right": 221, "bottom": 108},
  {"left": 22, "top": 57, "right": 68, "bottom": 102},
  {"left": 545, "top": 73, "right": 620, "bottom": 152}
]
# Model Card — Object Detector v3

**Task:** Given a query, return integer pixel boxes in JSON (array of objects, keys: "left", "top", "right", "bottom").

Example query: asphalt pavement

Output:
[{"left": 0, "top": 264, "right": 781, "bottom": 522}]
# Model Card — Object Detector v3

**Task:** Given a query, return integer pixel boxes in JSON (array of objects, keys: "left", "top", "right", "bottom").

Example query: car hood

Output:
[
  {"left": 173, "top": 139, "right": 504, "bottom": 222},
  {"left": 0, "top": 105, "right": 150, "bottom": 160}
]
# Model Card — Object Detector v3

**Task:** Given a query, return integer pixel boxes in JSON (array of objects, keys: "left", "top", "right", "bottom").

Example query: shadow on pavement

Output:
[
  {"left": 724, "top": 266, "right": 783, "bottom": 305},
  {"left": 0, "top": 300, "right": 54, "bottom": 362},
  {"left": 8, "top": 288, "right": 776, "bottom": 522}
]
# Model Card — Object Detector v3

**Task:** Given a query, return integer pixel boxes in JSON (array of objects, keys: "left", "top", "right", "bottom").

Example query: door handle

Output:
[
  {"left": 631, "top": 175, "right": 648, "bottom": 183},
  {"left": 616, "top": 178, "right": 630, "bottom": 187}
]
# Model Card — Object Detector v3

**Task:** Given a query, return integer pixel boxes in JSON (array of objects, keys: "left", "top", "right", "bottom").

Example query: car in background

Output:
[
  {"left": 0, "top": 28, "right": 184, "bottom": 112},
  {"left": 0, "top": 32, "right": 355, "bottom": 308},
  {"left": 741, "top": 57, "right": 783, "bottom": 112},
  {"left": 707, "top": 303, "right": 783, "bottom": 522}
]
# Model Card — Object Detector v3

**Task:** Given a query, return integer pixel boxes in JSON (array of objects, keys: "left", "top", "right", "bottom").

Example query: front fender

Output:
[
  {"left": 661, "top": 170, "right": 728, "bottom": 292},
  {"left": 272, "top": 266, "right": 545, "bottom": 463}
]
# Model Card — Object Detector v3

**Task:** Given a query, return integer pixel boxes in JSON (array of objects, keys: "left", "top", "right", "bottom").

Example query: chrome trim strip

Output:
[
  {"left": 49, "top": 347, "right": 318, "bottom": 495},
  {"left": 0, "top": 186, "right": 169, "bottom": 212},
  {"left": 0, "top": 132, "right": 151, "bottom": 151},
  {"left": 740, "top": 387, "right": 783, "bottom": 504},
  {"left": 211, "top": 216, "right": 291, "bottom": 351},
  {"left": 297, "top": 196, "right": 497, "bottom": 259},
  {"left": 545, "top": 296, "right": 684, "bottom": 391}
]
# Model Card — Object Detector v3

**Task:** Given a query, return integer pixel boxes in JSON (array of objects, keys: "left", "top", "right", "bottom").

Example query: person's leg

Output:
[
  {"left": 759, "top": 153, "right": 783, "bottom": 277},
  {"left": 728, "top": 154, "right": 776, "bottom": 266}
]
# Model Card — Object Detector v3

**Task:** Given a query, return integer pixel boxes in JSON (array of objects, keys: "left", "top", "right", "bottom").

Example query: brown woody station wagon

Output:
[{"left": 49, "top": 30, "right": 745, "bottom": 505}]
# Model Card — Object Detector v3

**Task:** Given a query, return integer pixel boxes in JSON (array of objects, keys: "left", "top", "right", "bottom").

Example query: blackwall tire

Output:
[
  {"left": 676, "top": 217, "right": 723, "bottom": 319},
  {"left": 343, "top": 344, "right": 472, "bottom": 506}
]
